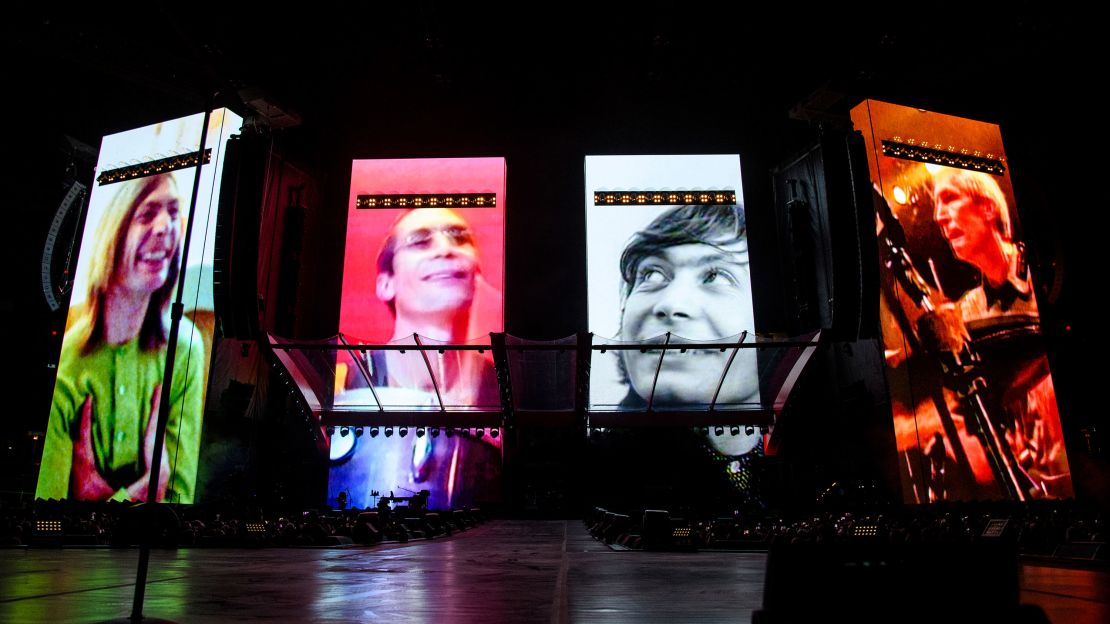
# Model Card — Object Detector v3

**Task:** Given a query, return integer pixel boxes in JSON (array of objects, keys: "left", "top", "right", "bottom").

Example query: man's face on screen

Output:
[
  {"left": 378, "top": 208, "right": 479, "bottom": 319},
  {"left": 116, "top": 178, "right": 180, "bottom": 297},
  {"left": 933, "top": 176, "right": 996, "bottom": 269},
  {"left": 619, "top": 239, "right": 757, "bottom": 407}
]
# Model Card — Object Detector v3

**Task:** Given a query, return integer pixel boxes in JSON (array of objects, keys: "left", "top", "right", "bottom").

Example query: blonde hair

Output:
[
  {"left": 81, "top": 173, "right": 181, "bottom": 353},
  {"left": 933, "top": 168, "right": 1011, "bottom": 240}
]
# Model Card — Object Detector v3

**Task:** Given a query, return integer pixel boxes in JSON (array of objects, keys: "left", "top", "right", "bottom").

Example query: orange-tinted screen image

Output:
[{"left": 851, "top": 100, "right": 1072, "bottom": 503}]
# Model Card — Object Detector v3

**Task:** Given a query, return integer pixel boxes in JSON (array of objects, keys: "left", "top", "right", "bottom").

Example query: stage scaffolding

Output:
[{"left": 269, "top": 330, "right": 821, "bottom": 447}]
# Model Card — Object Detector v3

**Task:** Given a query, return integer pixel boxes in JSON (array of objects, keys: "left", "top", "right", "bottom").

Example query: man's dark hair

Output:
[
  {"left": 376, "top": 219, "right": 405, "bottom": 277},
  {"left": 619, "top": 204, "right": 747, "bottom": 297},
  {"left": 375, "top": 210, "right": 414, "bottom": 316}
]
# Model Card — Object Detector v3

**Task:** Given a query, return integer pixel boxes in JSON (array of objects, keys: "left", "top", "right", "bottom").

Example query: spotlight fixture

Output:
[
  {"left": 476, "top": 428, "right": 485, "bottom": 438},
  {"left": 430, "top": 427, "right": 440, "bottom": 437},
  {"left": 399, "top": 427, "right": 408, "bottom": 438},
  {"left": 851, "top": 523, "right": 879, "bottom": 538},
  {"left": 416, "top": 427, "right": 426, "bottom": 438},
  {"left": 745, "top": 426, "right": 755, "bottom": 435},
  {"left": 385, "top": 427, "right": 394, "bottom": 438},
  {"left": 698, "top": 427, "right": 709, "bottom": 435},
  {"left": 369, "top": 427, "right": 379, "bottom": 438},
  {"left": 714, "top": 426, "right": 724, "bottom": 436},
  {"left": 340, "top": 427, "right": 350, "bottom": 438},
  {"left": 490, "top": 428, "right": 499, "bottom": 439},
  {"left": 354, "top": 427, "right": 364, "bottom": 437},
  {"left": 730, "top": 426, "right": 740, "bottom": 436},
  {"left": 35, "top": 519, "right": 63, "bottom": 534},
  {"left": 446, "top": 428, "right": 455, "bottom": 437},
  {"left": 327, "top": 426, "right": 335, "bottom": 436}
]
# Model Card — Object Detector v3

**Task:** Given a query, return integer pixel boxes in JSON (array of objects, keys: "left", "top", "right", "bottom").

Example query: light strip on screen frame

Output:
[
  {"left": 881, "top": 139, "right": 1006, "bottom": 175},
  {"left": 593, "top": 190, "right": 737, "bottom": 206},
  {"left": 96, "top": 149, "right": 212, "bottom": 186},
  {"left": 355, "top": 193, "right": 498, "bottom": 209}
]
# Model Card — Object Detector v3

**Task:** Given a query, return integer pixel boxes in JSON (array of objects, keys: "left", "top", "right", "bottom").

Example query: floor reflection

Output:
[{"left": 0, "top": 521, "right": 1105, "bottom": 623}]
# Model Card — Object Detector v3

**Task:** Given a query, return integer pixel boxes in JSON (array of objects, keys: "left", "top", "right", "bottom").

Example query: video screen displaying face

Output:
[
  {"left": 851, "top": 99, "right": 1073, "bottom": 502},
  {"left": 585, "top": 155, "right": 760, "bottom": 415},
  {"left": 36, "top": 109, "right": 241, "bottom": 504},
  {"left": 330, "top": 157, "right": 506, "bottom": 509}
]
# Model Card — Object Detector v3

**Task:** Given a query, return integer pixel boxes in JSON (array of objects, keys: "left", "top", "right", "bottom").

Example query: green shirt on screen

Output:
[{"left": 36, "top": 316, "right": 205, "bottom": 503}]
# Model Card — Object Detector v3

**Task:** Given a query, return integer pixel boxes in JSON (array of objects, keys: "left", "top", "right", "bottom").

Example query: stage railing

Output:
[{"left": 267, "top": 330, "right": 821, "bottom": 432}]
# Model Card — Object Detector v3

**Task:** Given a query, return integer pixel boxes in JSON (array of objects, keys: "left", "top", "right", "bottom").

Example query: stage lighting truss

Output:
[
  {"left": 267, "top": 330, "right": 821, "bottom": 439},
  {"left": 593, "top": 190, "right": 736, "bottom": 206},
  {"left": 96, "top": 149, "right": 212, "bottom": 186},
  {"left": 881, "top": 139, "right": 1005, "bottom": 175},
  {"left": 356, "top": 193, "right": 497, "bottom": 209}
]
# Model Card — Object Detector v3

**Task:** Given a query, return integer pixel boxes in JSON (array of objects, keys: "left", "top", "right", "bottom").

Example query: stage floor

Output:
[{"left": 1, "top": 520, "right": 1106, "bottom": 623}]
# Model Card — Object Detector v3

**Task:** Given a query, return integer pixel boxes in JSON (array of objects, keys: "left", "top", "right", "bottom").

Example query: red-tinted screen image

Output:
[
  {"left": 339, "top": 158, "right": 505, "bottom": 344},
  {"left": 331, "top": 157, "right": 506, "bottom": 510},
  {"left": 852, "top": 100, "right": 1072, "bottom": 503}
]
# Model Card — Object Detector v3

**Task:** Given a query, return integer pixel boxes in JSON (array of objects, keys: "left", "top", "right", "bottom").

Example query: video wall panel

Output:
[
  {"left": 37, "top": 109, "right": 242, "bottom": 503},
  {"left": 584, "top": 155, "right": 764, "bottom": 479},
  {"left": 851, "top": 100, "right": 1072, "bottom": 502},
  {"left": 585, "top": 155, "right": 760, "bottom": 414},
  {"left": 330, "top": 157, "right": 506, "bottom": 509}
]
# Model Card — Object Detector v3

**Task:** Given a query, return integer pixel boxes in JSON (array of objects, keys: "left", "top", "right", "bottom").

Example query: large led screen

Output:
[
  {"left": 585, "top": 155, "right": 762, "bottom": 456},
  {"left": 851, "top": 100, "right": 1072, "bottom": 502},
  {"left": 586, "top": 155, "right": 759, "bottom": 410},
  {"left": 37, "top": 109, "right": 242, "bottom": 503},
  {"left": 330, "top": 157, "right": 506, "bottom": 510}
]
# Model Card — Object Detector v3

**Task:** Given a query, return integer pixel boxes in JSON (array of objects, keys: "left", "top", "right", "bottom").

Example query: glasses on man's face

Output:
[{"left": 397, "top": 225, "right": 475, "bottom": 251}]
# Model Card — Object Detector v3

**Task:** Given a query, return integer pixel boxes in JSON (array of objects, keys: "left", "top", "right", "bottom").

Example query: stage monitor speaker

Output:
[
  {"left": 1053, "top": 541, "right": 1106, "bottom": 561},
  {"left": 213, "top": 134, "right": 268, "bottom": 340},
  {"left": 753, "top": 541, "right": 1046, "bottom": 624}
]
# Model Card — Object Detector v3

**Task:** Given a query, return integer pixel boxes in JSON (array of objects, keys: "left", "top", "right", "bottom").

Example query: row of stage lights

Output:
[
  {"left": 591, "top": 426, "right": 757, "bottom": 436},
  {"left": 356, "top": 193, "right": 497, "bottom": 209},
  {"left": 880, "top": 139, "right": 1006, "bottom": 175},
  {"left": 593, "top": 190, "right": 737, "bottom": 206},
  {"left": 96, "top": 150, "right": 212, "bottom": 186},
  {"left": 328, "top": 426, "right": 500, "bottom": 439}
]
